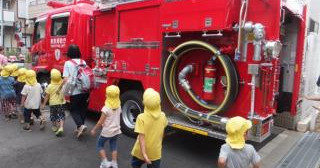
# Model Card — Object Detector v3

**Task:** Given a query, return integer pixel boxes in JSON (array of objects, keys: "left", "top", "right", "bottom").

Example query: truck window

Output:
[
  {"left": 51, "top": 17, "right": 69, "bottom": 36},
  {"left": 34, "top": 20, "right": 46, "bottom": 43}
]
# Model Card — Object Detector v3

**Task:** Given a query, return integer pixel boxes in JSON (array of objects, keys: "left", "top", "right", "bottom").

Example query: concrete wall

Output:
[{"left": 299, "top": 0, "right": 320, "bottom": 130}]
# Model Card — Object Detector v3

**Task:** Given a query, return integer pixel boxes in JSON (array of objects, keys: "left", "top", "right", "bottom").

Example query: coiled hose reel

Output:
[{"left": 163, "top": 41, "right": 239, "bottom": 124}]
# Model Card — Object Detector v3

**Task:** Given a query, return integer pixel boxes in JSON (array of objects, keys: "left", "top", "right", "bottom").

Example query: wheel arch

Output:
[{"left": 118, "top": 79, "right": 144, "bottom": 95}]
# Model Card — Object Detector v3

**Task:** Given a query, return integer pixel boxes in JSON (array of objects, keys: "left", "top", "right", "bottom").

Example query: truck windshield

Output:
[
  {"left": 34, "top": 20, "right": 46, "bottom": 43},
  {"left": 51, "top": 17, "right": 69, "bottom": 36}
]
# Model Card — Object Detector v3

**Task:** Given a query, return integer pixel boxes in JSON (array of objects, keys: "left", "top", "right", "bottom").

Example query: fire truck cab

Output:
[{"left": 31, "top": 0, "right": 96, "bottom": 84}]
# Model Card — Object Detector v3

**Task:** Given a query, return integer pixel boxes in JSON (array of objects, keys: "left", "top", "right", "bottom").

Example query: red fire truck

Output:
[
  {"left": 32, "top": 0, "right": 311, "bottom": 142},
  {"left": 31, "top": 0, "right": 96, "bottom": 84}
]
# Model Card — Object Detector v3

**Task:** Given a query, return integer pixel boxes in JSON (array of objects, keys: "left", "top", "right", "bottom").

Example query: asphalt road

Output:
[{"left": 0, "top": 110, "right": 270, "bottom": 168}]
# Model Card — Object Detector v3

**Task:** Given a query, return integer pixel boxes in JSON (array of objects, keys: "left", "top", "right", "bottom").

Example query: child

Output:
[
  {"left": 0, "top": 65, "right": 16, "bottom": 121},
  {"left": 218, "top": 116, "right": 261, "bottom": 168},
  {"left": 131, "top": 88, "right": 168, "bottom": 168},
  {"left": 42, "top": 69, "right": 66, "bottom": 136},
  {"left": 91, "top": 85, "right": 122, "bottom": 168},
  {"left": 7, "top": 64, "right": 19, "bottom": 119},
  {"left": 21, "top": 70, "right": 45, "bottom": 131},
  {"left": 14, "top": 68, "right": 27, "bottom": 123}
]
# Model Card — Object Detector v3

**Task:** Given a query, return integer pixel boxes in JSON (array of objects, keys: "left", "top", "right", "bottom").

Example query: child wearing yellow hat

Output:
[
  {"left": 3, "top": 64, "right": 19, "bottom": 119},
  {"left": 10, "top": 64, "right": 19, "bottom": 79},
  {"left": 21, "top": 70, "right": 45, "bottom": 131},
  {"left": 0, "top": 65, "right": 17, "bottom": 120},
  {"left": 41, "top": 69, "right": 66, "bottom": 136},
  {"left": 13, "top": 68, "right": 27, "bottom": 123},
  {"left": 91, "top": 85, "right": 122, "bottom": 168},
  {"left": 218, "top": 116, "right": 261, "bottom": 168},
  {"left": 131, "top": 88, "right": 168, "bottom": 168}
]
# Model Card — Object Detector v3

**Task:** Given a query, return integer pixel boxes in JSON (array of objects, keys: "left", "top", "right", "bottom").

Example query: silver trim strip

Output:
[{"left": 117, "top": 41, "right": 160, "bottom": 49}]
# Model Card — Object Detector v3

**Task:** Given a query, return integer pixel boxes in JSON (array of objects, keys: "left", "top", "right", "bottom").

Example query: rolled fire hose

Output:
[{"left": 163, "top": 41, "right": 239, "bottom": 124}]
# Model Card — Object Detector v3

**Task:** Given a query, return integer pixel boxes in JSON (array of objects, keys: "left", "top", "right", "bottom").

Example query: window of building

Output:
[
  {"left": 34, "top": 19, "right": 46, "bottom": 43},
  {"left": 309, "top": 19, "right": 319, "bottom": 34},
  {"left": 3, "top": 0, "right": 11, "bottom": 10},
  {"left": 51, "top": 17, "right": 69, "bottom": 36}
]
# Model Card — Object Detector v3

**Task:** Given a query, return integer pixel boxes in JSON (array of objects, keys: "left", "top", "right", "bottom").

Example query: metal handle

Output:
[
  {"left": 202, "top": 30, "right": 223, "bottom": 37},
  {"left": 281, "top": 8, "right": 286, "bottom": 25},
  {"left": 165, "top": 32, "right": 181, "bottom": 38}
]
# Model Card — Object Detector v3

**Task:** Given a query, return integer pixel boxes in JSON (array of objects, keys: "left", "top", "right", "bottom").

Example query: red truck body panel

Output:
[{"left": 89, "top": 0, "right": 284, "bottom": 118}]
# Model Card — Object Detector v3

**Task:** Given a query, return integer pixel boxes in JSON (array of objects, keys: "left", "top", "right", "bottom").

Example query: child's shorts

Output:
[
  {"left": 49, "top": 104, "right": 65, "bottom": 122},
  {"left": 96, "top": 135, "right": 119, "bottom": 152},
  {"left": 24, "top": 109, "right": 41, "bottom": 123},
  {"left": 131, "top": 156, "right": 161, "bottom": 168}
]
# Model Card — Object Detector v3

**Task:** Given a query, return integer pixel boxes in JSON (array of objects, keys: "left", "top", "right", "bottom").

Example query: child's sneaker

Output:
[
  {"left": 39, "top": 119, "right": 46, "bottom": 130},
  {"left": 77, "top": 125, "right": 87, "bottom": 138},
  {"left": 100, "top": 160, "right": 111, "bottom": 168},
  {"left": 51, "top": 126, "right": 58, "bottom": 132},
  {"left": 23, "top": 126, "right": 32, "bottom": 132},
  {"left": 55, "top": 127, "right": 64, "bottom": 137},
  {"left": 10, "top": 113, "right": 18, "bottom": 119},
  {"left": 111, "top": 161, "right": 118, "bottom": 168}
]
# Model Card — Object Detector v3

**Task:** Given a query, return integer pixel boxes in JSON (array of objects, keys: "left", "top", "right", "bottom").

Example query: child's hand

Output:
[
  {"left": 143, "top": 154, "right": 152, "bottom": 164},
  {"left": 90, "top": 129, "right": 96, "bottom": 136}
]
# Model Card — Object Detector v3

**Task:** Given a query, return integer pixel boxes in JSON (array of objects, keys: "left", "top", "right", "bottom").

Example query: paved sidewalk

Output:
[{"left": 258, "top": 127, "right": 304, "bottom": 168}]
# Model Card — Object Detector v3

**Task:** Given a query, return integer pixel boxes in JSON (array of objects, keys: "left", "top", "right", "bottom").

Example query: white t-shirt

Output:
[
  {"left": 101, "top": 106, "right": 122, "bottom": 137},
  {"left": 21, "top": 83, "right": 43, "bottom": 109},
  {"left": 63, "top": 59, "right": 87, "bottom": 95}
]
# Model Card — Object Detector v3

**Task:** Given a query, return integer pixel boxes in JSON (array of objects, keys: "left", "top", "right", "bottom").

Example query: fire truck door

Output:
[{"left": 50, "top": 12, "right": 69, "bottom": 71}]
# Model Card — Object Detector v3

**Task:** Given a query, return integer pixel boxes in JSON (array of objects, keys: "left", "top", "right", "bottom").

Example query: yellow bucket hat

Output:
[
  {"left": 143, "top": 88, "right": 161, "bottom": 119},
  {"left": 17, "top": 68, "right": 27, "bottom": 82},
  {"left": 50, "top": 69, "right": 62, "bottom": 85},
  {"left": 25, "top": 70, "right": 37, "bottom": 86},
  {"left": 105, "top": 85, "right": 121, "bottom": 109},
  {"left": 225, "top": 116, "right": 252, "bottom": 149},
  {"left": 10, "top": 64, "right": 19, "bottom": 77},
  {"left": 1, "top": 65, "right": 12, "bottom": 77}
]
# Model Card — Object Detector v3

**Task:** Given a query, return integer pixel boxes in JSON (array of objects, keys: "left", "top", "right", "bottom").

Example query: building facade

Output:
[{"left": 0, "top": 0, "right": 32, "bottom": 55}]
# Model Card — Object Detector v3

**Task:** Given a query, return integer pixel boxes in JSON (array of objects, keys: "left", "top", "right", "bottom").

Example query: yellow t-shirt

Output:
[
  {"left": 131, "top": 112, "right": 168, "bottom": 161},
  {"left": 45, "top": 84, "right": 65, "bottom": 106}
]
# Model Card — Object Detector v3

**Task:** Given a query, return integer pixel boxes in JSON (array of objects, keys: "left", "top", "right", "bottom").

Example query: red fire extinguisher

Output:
[{"left": 203, "top": 59, "right": 216, "bottom": 100}]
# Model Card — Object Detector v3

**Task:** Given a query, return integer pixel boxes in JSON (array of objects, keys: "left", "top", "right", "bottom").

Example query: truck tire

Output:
[{"left": 120, "top": 90, "right": 143, "bottom": 137}]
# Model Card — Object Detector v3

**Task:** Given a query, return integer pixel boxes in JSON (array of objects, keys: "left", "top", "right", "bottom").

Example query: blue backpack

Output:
[{"left": 0, "top": 77, "right": 16, "bottom": 99}]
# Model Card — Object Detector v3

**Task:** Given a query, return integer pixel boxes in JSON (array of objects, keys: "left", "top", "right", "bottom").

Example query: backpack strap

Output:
[
  {"left": 69, "top": 59, "right": 78, "bottom": 66},
  {"left": 70, "top": 59, "right": 86, "bottom": 66}
]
